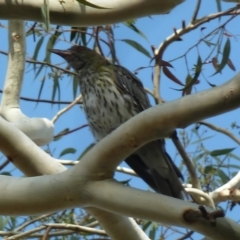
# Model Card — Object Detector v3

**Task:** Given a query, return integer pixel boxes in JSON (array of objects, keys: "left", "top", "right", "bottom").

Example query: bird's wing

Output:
[
  {"left": 113, "top": 65, "right": 184, "bottom": 199},
  {"left": 113, "top": 65, "right": 150, "bottom": 112}
]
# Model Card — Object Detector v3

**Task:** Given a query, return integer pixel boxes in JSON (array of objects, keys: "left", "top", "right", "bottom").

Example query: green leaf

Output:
[
  {"left": 54, "top": 128, "right": 70, "bottom": 141},
  {"left": 210, "top": 148, "right": 235, "bottom": 157},
  {"left": 174, "top": 56, "right": 202, "bottom": 91},
  {"left": 186, "top": 56, "right": 202, "bottom": 88},
  {"left": 36, "top": 76, "right": 46, "bottom": 107},
  {"left": 192, "top": 152, "right": 206, "bottom": 163},
  {"left": 34, "top": 61, "right": 45, "bottom": 80},
  {"left": 80, "top": 27, "right": 87, "bottom": 46},
  {"left": 212, "top": 38, "right": 231, "bottom": 75},
  {"left": 34, "top": 26, "right": 62, "bottom": 80},
  {"left": 70, "top": 27, "right": 78, "bottom": 42},
  {"left": 203, "top": 40, "right": 217, "bottom": 47},
  {"left": 33, "top": 37, "right": 45, "bottom": 61},
  {"left": 227, "top": 153, "right": 240, "bottom": 161},
  {"left": 216, "top": 169, "right": 229, "bottom": 183},
  {"left": 216, "top": 0, "right": 221, "bottom": 13},
  {"left": 0, "top": 172, "right": 11, "bottom": 176},
  {"left": 149, "top": 222, "right": 157, "bottom": 240},
  {"left": 76, "top": 0, "right": 110, "bottom": 9},
  {"left": 121, "top": 39, "right": 151, "bottom": 58},
  {"left": 142, "top": 220, "right": 152, "bottom": 231},
  {"left": 123, "top": 21, "right": 148, "bottom": 41},
  {"left": 32, "top": 37, "right": 45, "bottom": 72},
  {"left": 204, "top": 165, "right": 216, "bottom": 174},
  {"left": 220, "top": 164, "right": 240, "bottom": 170},
  {"left": 191, "top": 135, "right": 214, "bottom": 144},
  {"left": 46, "top": 25, "right": 62, "bottom": 63},
  {"left": 0, "top": 216, "right": 8, "bottom": 230},
  {"left": 52, "top": 73, "right": 61, "bottom": 104},
  {"left": 41, "top": 0, "right": 50, "bottom": 32},
  {"left": 59, "top": 148, "right": 76, "bottom": 157}
]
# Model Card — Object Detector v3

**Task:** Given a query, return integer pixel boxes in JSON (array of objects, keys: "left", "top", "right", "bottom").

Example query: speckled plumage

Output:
[
  {"left": 79, "top": 67, "right": 137, "bottom": 141},
  {"left": 49, "top": 45, "right": 184, "bottom": 199}
]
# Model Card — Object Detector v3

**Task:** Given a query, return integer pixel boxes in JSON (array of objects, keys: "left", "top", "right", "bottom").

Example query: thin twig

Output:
[
  {"left": 157, "top": 6, "right": 240, "bottom": 59},
  {"left": 54, "top": 124, "right": 89, "bottom": 139},
  {"left": 6, "top": 226, "right": 47, "bottom": 240},
  {"left": 172, "top": 132, "right": 201, "bottom": 190},
  {"left": 191, "top": 0, "right": 202, "bottom": 23},
  {"left": 14, "top": 213, "right": 55, "bottom": 232},
  {"left": 185, "top": 188, "right": 216, "bottom": 209},
  {"left": 51, "top": 94, "right": 82, "bottom": 124},
  {"left": 199, "top": 121, "right": 240, "bottom": 145},
  {"left": 0, "top": 158, "right": 10, "bottom": 171},
  {"left": 45, "top": 223, "right": 107, "bottom": 236},
  {"left": 0, "top": 50, "right": 76, "bottom": 76},
  {"left": 0, "top": 89, "right": 81, "bottom": 105}
]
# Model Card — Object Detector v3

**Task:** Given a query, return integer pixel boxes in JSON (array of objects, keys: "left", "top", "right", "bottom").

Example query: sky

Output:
[{"left": 0, "top": 0, "right": 240, "bottom": 239}]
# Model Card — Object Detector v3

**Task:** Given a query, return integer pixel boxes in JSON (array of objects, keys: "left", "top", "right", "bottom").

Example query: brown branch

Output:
[
  {"left": 199, "top": 121, "right": 240, "bottom": 145},
  {"left": 157, "top": 5, "right": 240, "bottom": 59},
  {"left": 54, "top": 124, "right": 89, "bottom": 139},
  {"left": 0, "top": 50, "right": 76, "bottom": 76},
  {"left": 0, "top": 90, "right": 81, "bottom": 105},
  {"left": 172, "top": 132, "right": 201, "bottom": 190}
]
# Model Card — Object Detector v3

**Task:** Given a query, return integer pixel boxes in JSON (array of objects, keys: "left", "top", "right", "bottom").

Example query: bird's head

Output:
[{"left": 49, "top": 45, "right": 104, "bottom": 71}]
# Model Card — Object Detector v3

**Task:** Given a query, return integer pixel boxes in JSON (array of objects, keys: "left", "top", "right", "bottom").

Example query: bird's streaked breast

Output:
[{"left": 79, "top": 70, "right": 136, "bottom": 141}]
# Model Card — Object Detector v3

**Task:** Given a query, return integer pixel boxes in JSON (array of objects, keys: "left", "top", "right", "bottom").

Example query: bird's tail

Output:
[{"left": 125, "top": 140, "right": 184, "bottom": 199}]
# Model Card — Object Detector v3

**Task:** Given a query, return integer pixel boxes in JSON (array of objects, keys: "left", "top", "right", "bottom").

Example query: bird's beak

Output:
[{"left": 48, "top": 49, "right": 72, "bottom": 59}]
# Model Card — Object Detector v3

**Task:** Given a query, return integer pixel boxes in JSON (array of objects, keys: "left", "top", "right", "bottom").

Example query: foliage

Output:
[{"left": 1, "top": 1, "right": 240, "bottom": 239}]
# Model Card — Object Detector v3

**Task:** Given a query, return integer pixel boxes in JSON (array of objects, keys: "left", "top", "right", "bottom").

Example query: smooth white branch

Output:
[
  {"left": 1, "top": 73, "right": 240, "bottom": 238},
  {"left": 0, "top": 0, "right": 184, "bottom": 26},
  {"left": 0, "top": 116, "right": 148, "bottom": 240},
  {"left": 0, "top": 20, "right": 54, "bottom": 145}
]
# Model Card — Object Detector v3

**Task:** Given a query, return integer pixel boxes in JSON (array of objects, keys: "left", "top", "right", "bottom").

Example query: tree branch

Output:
[
  {"left": 0, "top": 20, "right": 54, "bottom": 146},
  {"left": 199, "top": 121, "right": 240, "bottom": 145},
  {"left": 1, "top": 73, "right": 240, "bottom": 238},
  {"left": 0, "top": 0, "right": 184, "bottom": 26}
]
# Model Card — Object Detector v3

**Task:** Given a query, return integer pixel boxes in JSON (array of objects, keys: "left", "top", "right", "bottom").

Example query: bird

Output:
[{"left": 49, "top": 45, "right": 184, "bottom": 199}]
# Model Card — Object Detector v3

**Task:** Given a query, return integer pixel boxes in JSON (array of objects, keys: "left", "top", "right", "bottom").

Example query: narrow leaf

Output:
[
  {"left": 227, "top": 58, "right": 236, "bottom": 71},
  {"left": 212, "top": 38, "right": 231, "bottom": 75},
  {"left": 80, "top": 27, "right": 87, "bottom": 46},
  {"left": 215, "top": 0, "right": 221, "bottom": 12},
  {"left": 216, "top": 169, "right": 229, "bottom": 183},
  {"left": 54, "top": 128, "right": 70, "bottom": 141},
  {"left": 59, "top": 148, "right": 76, "bottom": 157},
  {"left": 32, "top": 37, "right": 45, "bottom": 73},
  {"left": 52, "top": 72, "right": 61, "bottom": 105},
  {"left": 121, "top": 39, "right": 151, "bottom": 58},
  {"left": 36, "top": 76, "right": 46, "bottom": 106},
  {"left": 33, "top": 37, "right": 45, "bottom": 61},
  {"left": 162, "top": 66, "right": 184, "bottom": 86},
  {"left": 70, "top": 27, "right": 78, "bottom": 42},
  {"left": 123, "top": 21, "right": 148, "bottom": 41},
  {"left": 41, "top": 0, "right": 50, "bottom": 32},
  {"left": 210, "top": 148, "right": 235, "bottom": 157},
  {"left": 160, "top": 60, "right": 173, "bottom": 68},
  {"left": 183, "top": 74, "right": 193, "bottom": 95},
  {"left": 174, "top": 56, "right": 202, "bottom": 91},
  {"left": 46, "top": 25, "right": 62, "bottom": 63}
]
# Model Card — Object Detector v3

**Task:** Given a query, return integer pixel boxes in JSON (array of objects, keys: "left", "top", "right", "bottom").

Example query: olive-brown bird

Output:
[{"left": 49, "top": 45, "right": 183, "bottom": 198}]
